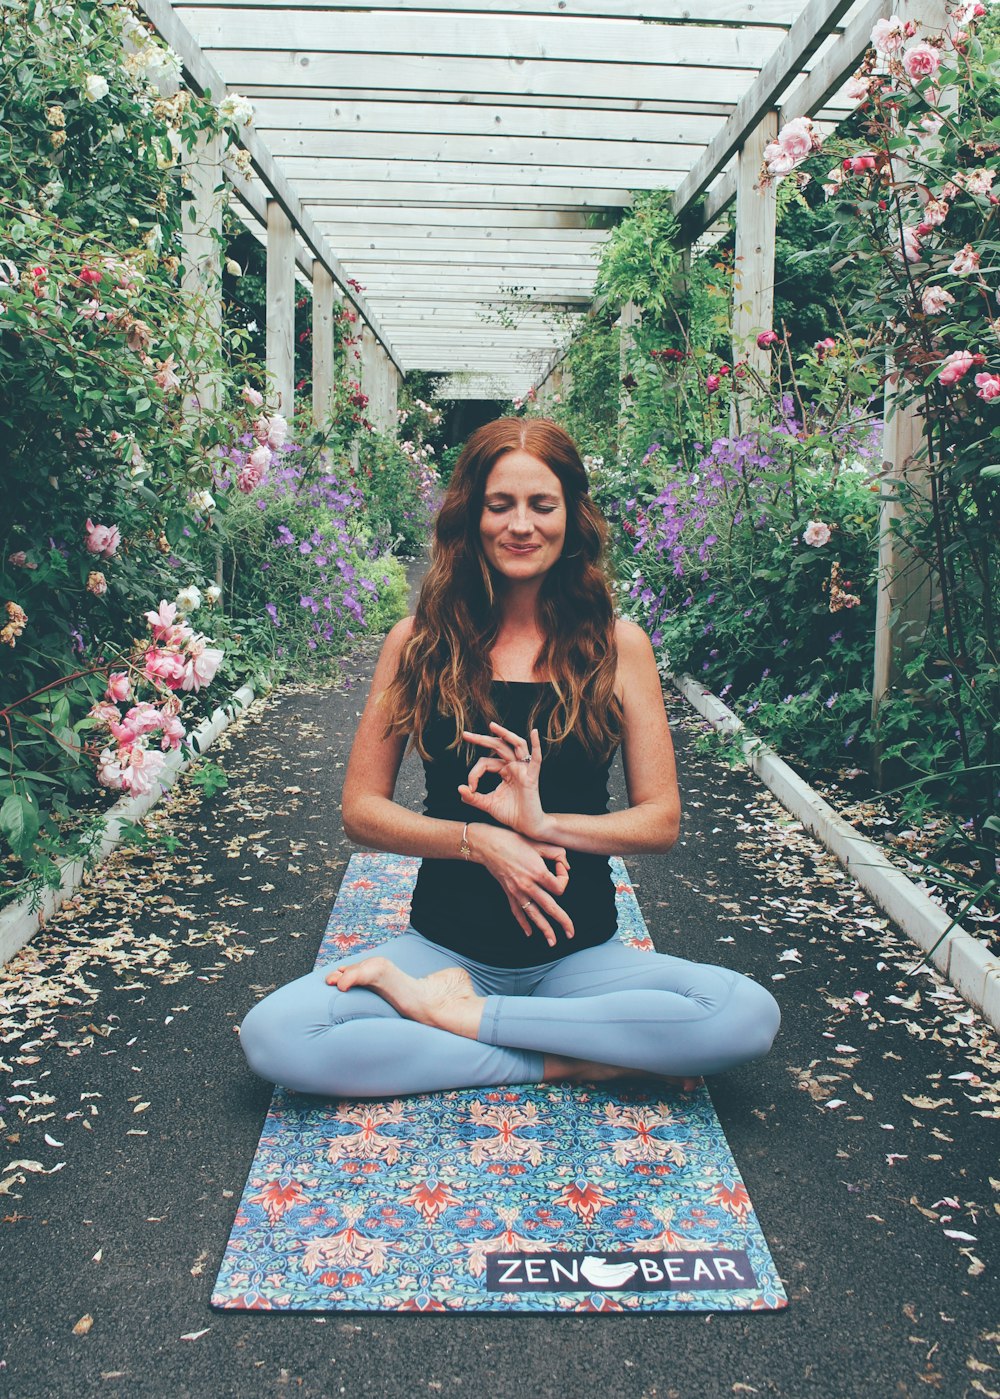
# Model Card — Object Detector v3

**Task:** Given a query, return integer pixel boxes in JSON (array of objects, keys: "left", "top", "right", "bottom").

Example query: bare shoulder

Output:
[
  {"left": 371, "top": 615, "right": 416, "bottom": 684},
  {"left": 614, "top": 616, "right": 656, "bottom": 668}
]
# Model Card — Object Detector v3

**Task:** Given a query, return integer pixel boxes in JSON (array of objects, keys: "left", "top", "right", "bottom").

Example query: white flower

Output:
[
  {"left": 85, "top": 74, "right": 110, "bottom": 102},
  {"left": 190, "top": 489, "right": 216, "bottom": 514},
  {"left": 176, "top": 584, "right": 203, "bottom": 612},
  {"left": 218, "top": 92, "right": 254, "bottom": 126},
  {"left": 224, "top": 258, "right": 242, "bottom": 277},
  {"left": 205, "top": 583, "right": 223, "bottom": 606}
]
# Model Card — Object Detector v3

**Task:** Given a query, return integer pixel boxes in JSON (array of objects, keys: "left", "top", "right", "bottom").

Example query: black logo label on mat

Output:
[{"left": 486, "top": 1250, "right": 756, "bottom": 1293}]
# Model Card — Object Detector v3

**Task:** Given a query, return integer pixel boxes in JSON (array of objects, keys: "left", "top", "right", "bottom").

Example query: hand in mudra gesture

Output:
[{"left": 459, "top": 721, "right": 548, "bottom": 839}]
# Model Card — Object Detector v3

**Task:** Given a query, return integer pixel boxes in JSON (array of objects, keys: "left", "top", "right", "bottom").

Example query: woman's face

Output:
[{"left": 479, "top": 449, "right": 567, "bottom": 585}]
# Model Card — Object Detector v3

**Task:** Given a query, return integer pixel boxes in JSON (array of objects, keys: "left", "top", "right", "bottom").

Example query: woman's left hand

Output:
[{"left": 459, "top": 722, "right": 549, "bottom": 839}]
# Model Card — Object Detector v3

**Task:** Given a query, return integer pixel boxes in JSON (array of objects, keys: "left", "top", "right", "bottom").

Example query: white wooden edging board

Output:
[
  {"left": 674, "top": 674, "right": 1000, "bottom": 1031},
  {"left": 0, "top": 686, "right": 259, "bottom": 970}
]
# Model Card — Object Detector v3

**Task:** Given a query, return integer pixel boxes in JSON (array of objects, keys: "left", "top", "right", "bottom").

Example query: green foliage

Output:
[{"left": 186, "top": 759, "right": 229, "bottom": 798}]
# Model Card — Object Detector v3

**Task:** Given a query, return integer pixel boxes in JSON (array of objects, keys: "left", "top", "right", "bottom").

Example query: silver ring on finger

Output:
[
  {"left": 521, "top": 900, "right": 533, "bottom": 910},
  {"left": 519, "top": 754, "right": 532, "bottom": 764}
]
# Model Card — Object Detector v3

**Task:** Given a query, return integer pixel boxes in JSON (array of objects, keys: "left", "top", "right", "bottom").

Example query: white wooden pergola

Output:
[{"left": 143, "top": 0, "right": 896, "bottom": 416}]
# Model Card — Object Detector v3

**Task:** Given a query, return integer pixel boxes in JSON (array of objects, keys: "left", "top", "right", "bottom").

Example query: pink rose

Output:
[
  {"left": 241, "top": 383, "right": 264, "bottom": 408},
  {"left": 237, "top": 463, "right": 264, "bottom": 493},
  {"left": 815, "top": 337, "right": 837, "bottom": 361},
  {"left": 974, "top": 372, "right": 1000, "bottom": 401},
  {"left": 845, "top": 154, "right": 877, "bottom": 173},
  {"left": 757, "top": 330, "right": 780, "bottom": 348},
  {"left": 964, "top": 169, "right": 995, "bottom": 196},
  {"left": 154, "top": 354, "right": 180, "bottom": 392},
  {"left": 84, "top": 519, "right": 120, "bottom": 559},
  {"left": 803, "top": 520, "right": 832, "bottom": 548},
  {"left": 119, "top": 743, "right": 166, "bottom": 797},
  {"left": 921, "top": 198, "right": 948, "bottom": 226},
  {"left": 159, "top": 713, "right": 186, "bottom": 750},
  {"left": 705, "top": 374, "right": 721, "bottom": 395},
  {"left": 180, "top": 639, "right": 223, "bottom": 692},
  {"left": 900, "top": 224, "right": 923, "bottom": 263},
  {"left": 763, "top": 144, "right": 796, "bottom": 176},
  {"left": 777, "top": 117, "right": 817, "bottom": 164},
  {"left": 253, "top": 416, "right": 271, "bottom": 444},
  {"left": 921, "top": 286, "right": 955, "bottom": 315},
  {"left": 106, "top": 672, "right": 132, "bottom": 703},
  {"left": 86, "top": 570, "right": 107, "bottom": 596},
  {"left": 871, "top": 16, "right": 906, "bottom": 53},
  {"left": 902, "top": 42, "right": 941, "bottom": 80},
  {"left": 949, "top": 244, "right": 981, "bottom": 274},
  {"left": 97, "top": 746, "right": 126, "bottom": 790},
  {"left": 248, "top": 444, "right": 271, "bottom": 471},
  {"left": 938, "top": 350, "right": 976, "bottom": 385},
  {"left": 845, "top": 74, "right": 871, "bottom": 101},
  {"left": 143, "top": 645, "right": 187, "bottom": 688},
  {"left": 89, "top": 701, "right": 121, "bottom": 728},
  {"left": 266, "top": 413, "right": 288, "bottom": 449},
  {"left": 145, "top": 600, "right": 188, "bottom": 646}
]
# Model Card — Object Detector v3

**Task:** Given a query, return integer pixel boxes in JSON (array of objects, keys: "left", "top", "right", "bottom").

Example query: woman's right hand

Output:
[{"left": 468, "top": 824, "right": 574, "bottom": 948}]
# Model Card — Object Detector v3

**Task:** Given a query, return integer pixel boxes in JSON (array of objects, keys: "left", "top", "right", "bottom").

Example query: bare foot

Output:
[
  {"left": 326, "top": 956, "right": 485, "bottom": 1039},
  {"left": 543, "top": 1054, "right": 703, "bottom": 1091}
]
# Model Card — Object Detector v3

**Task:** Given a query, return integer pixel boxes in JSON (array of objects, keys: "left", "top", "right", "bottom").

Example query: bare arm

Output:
[
  {"left": 341, "top": 617, "right": 577, "bottom": 946},
  {"left": 459, "top": 618, "right": 681, "bottom": 856}
]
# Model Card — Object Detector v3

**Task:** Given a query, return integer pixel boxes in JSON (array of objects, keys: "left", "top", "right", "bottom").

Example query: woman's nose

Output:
[{"left": 509, "top": 509, "right": 532, "bottom": 533}]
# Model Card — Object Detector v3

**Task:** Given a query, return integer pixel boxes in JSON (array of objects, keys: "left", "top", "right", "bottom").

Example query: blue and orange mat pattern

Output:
[{"left": 213, "top": 854, "right": 787, "bottom": 1312}]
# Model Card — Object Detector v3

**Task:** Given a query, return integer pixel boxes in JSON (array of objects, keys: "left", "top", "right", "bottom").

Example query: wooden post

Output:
[
  {"left": 872, "top": 0, "right": 949, "bottom": 722},
  {"left": 618, "top": 300, "right": 640, "bottom": 457},
  {"left": 180, "top": 129, "right": 225, "bottom": 417},
  {"left": 731, "top": 109, "right": 778, "bottom": 422},
  {"left": 266, "top": 200, "right": 295, "bottom": 417},
  {"left": 311, "top": 262, "right": 336, "bottom": 429}
]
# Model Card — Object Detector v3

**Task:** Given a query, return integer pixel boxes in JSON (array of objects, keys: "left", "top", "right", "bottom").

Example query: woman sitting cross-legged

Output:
[{"left": 239, "top": 417, "right": 780, "bottom": 1098}]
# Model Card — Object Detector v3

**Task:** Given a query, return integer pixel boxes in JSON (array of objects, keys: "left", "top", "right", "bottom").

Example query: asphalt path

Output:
[{"left": 1, "top": 632, "right": 997, "bottom": 1399}]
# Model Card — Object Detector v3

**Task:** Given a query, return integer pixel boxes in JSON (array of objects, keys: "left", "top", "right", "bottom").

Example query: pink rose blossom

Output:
[
  {"left": 899, "top": 224, "right": 923, "bottom": 263},
  {"left": 757, "top": 330, "right": 780, "bottom": 348},
  {"left": 154, "top": 354, "right": 180, "bottom": 392},
  {"left": 90, "top": 701, "right": 121, "bottom": 728},
  {"left": 776, "top": 117, "right": 816, "bottom": 164},
  {"left": 145, "top": 600, "right": 183, "bottom": 643},
  {"left": 803, "top": 520, "right": 832, "bottom": 547},
  {"left": 921, "top": 198, "right": 949, "bottom": 227},
  {"left": 705, "top": 374, "right": 721, "bottom": 395},
  {"left": 80, "top": 299, "right": 105, "bottom": 322},
  {"left": 921, "top": 286, "right": 955, "bottom": 315},
  {"left": 902, "top": 42, "right": 941, "bottom": 80},
  {"left": 180, "top": 639, "right": 223, "bottom": 692},
  {"left": 845, "top": 74, "right": 871, "bottom": 101},
  {"left": 963, "top": 169, "right": 995, "bottom": 196},
  {"left": 763, "top": 144, "right": 796, "bottom": 176},
  {"left": 974, "top": 372, "right": 1000, "bottom": 401},
  {"left": 241, "top": 383, "right": 264, "bottom": 408},
  {"left": 815, "top": 337, "right": 837, "bottom": 361},
  {"left": 237, "top": 463, "right": 265, "bottom": 493},
  {"left": 952, "top": 0, "right": 986, "bottom": 22},
  {"left": 844, "top": 154, "right": 877, "bottom": 173},
  {"left": 118, "top": 742, "right": 166, "bottom": 797},
  {"left": 106, "top": 672, "right": 132, "bottom": 703},
  {"left": 248, "top": 444, "right": 271, "bottom": 471},
  {"left": 159, "top": 713, "right": 186, "bottom": 750},
  {"left": 86, "top": 570, "right": 107, "bottom": 596},
  {"left": 97, "top": 746, "right": 126, "bottom": 790},
  {"left": 938, "top": 349, "right": 976, "bottom": 385},
  {"left": 143, "top": 645, "right": 187, "bottom": 688},
  {"left": 266, "top": 413, "right": 288, "bottom": 449},
  {"left": 84, "top": 519, "right": 121, "bottom": 559},
  {"left": 871, "top": 16, "right": 906, "bottom": 53},
  {"left": 253, "top": 415, "right": 271, "bottom": 444},
  {"left": 949, "top": 244, "right": 980, "bottom": 274}
]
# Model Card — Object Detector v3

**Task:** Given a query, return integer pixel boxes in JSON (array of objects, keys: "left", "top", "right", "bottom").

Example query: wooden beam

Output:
[
  {"left": 178, "top": 11, "right": 783, "bottom": 68},
  {"left": 137, "top": 0, "right": 403, "bottom": 372},
  {"left": 177, "top": 0, "right": 808, "bottom": 23},
  {"left": 180, "top": 128, "right": 225, "bottom": 416},
  {"left": 278, "top": 159, "right": 685, "bottom": 191},
  {"left": 265, "top": 131, "right": 697, "bottom": 172},
  {"left": 200, "top": 52, "right": 757, "bottom": 106},
  {"left": 295, "top": 182, "right": 637, "bottom": 208},
  {"left": 672, "top": 0, "right": 856, "bottom": 222}
]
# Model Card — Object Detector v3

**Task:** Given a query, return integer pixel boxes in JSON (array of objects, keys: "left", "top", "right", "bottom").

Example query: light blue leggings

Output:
[{"left": 239, "top": 931, "right": 780, "bottom": 1098}]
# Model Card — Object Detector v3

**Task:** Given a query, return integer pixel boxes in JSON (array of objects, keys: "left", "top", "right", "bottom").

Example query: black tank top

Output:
[{"left": 409, "top": 681, "right": 618, "bottom": 967}]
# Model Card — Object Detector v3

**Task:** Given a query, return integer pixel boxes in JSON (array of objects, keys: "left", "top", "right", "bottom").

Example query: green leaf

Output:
[
  {"left": 979, "top": 464, "right": 1000, "bottom": 478},
  {"left": 1, "top": 794, "right": 39, "bottom": 857}
]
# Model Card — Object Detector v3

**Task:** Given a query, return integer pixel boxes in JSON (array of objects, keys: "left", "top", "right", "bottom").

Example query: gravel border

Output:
[
  {"left": 0, "top": 682, "right": 260, "bottom": 968},
  {"left": 674, "top": 672, "right": 1000, "bottom": 1032}
]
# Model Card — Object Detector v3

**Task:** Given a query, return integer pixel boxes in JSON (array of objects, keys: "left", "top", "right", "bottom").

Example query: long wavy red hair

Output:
[{"left": 381, "top": 417, "right": 623, "bottom": 760}]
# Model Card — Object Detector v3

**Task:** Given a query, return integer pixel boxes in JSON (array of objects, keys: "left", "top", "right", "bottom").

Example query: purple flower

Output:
[{"left": 265, "top": 603, "right": 279, "bottom": 625}]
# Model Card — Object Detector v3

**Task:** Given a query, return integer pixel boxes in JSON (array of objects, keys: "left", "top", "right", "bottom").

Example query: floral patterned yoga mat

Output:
[{"left": 213, "top": 853, "right": 787, "bottom": 1313}]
